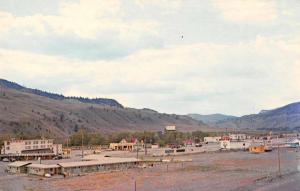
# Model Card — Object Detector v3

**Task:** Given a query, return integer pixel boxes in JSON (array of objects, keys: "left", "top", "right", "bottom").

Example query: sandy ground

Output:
[{"left": 1, "top": 147, "right": 299, "bottom": 191}]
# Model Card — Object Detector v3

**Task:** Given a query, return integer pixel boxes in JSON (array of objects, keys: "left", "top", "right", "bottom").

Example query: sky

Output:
[{"left": 0, "top": 0, "right": 300, "bottom": 116}]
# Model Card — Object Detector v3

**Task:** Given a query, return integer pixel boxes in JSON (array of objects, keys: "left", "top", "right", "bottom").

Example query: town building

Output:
[
  {"left": 220, "top": 140, "right": 250, "bottom": 150},
  {"left": 165, "top": 125, "right": 176, "bottom": 132},
  {"left": 204, "top": 137, "right": 221, "bottom": 143},
  {"left": 229, "top": 134, "right": 247, "bottom": 141},
  {"left": 1, "top": 138, "right": 62, "bottom": 156},
  {"left": 109, "top": 139, "right": 138, "bottom": 151}
]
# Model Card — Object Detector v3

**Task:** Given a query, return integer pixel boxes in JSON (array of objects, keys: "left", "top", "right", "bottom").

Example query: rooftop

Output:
[
  {"left": 27, "top": 164, "right": 59, "bottom": 169},
  {"left": 59, "top": 157, "right": 139, "bottom": 168},
  {"left": 7, "top": 161, "right": 31, "bottom": 167}
]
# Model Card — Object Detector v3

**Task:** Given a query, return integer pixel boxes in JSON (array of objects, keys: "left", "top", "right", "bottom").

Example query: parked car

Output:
[
  {"left": 53, "top": 155, "right": 63, "bottom": 160},
  {"left": 2, "top": 158, "right": 9, "bottom": 162},
  {"left": 195, "top": 143, "right": 202, "bottom": 147}
]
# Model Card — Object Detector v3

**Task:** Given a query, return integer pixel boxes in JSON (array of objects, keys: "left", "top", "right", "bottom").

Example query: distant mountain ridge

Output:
[
  {"left": 0, "top": 79, "right": 123, "bottom": 108},
  {"left": 216, "top": 102, "right": 300, "bottom": 131},
  {"left": 188, "top": 113, "right": 237, "bottom": 124}
]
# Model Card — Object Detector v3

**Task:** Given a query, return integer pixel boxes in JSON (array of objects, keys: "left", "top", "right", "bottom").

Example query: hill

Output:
[
  {"left": 216, "top": 102, "right": 300, "bottom": 131},
  {"left": 0, "top": 80, "right": 211, "bottom": 139},
  {"left": 0, "top": 79, "right": 123, "bottom": 108},
  {"left": 187, "top": 113, "right": 237, "bottom": 124}
]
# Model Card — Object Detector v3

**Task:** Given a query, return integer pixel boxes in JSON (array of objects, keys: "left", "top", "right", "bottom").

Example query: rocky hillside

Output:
[
  {"left": 0, "top": 83, "right": 210, "bottom": 139},
  {"left": 216, "top": 102, "right": 300, "bottom": 131}
]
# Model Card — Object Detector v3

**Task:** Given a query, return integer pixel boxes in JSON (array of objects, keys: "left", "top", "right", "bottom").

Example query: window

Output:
[
  {"left": 34, "top": 141, "right": 39, "bottom": 144},
  {"left": 26, "top": 141, "right": 32, "bottom": 145},
  {"left": 6, "top": 147, "right": 10, "bottom": 150}
]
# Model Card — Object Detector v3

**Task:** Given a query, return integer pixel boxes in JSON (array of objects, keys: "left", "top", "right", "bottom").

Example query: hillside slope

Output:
[
  {"left": 216, "top": 102, "right": 300, "bottom": 131},
  {"left": 0, "top": 79, "right": 123, "bottom": 108},
  {"left": 0, "top": 86, "right": 210, "bottom": 139},
  {"left": 188, "top": 113, "right": 237, "bottom": 124}
]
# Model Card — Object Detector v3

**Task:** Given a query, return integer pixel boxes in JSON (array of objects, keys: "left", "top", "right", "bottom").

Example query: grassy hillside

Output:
[{"left": 0, "top": 87, "right": 211, "bottom": 139}]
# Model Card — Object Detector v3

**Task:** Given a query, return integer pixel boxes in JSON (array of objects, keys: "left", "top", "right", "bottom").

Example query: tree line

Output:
[{"left": 68, "top": 130, "right": 217, "bottom": 147}]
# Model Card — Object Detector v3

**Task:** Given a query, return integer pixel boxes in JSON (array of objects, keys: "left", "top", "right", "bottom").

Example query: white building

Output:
[
  {"left": 204, "top": 137, "right": 221, "bottom": 143},
  {"left": 2, "top": 139, "right": 62, "bottom": 155},
  {"left": 220, "top": 140, "right": 250, "bottom": 150},
  {"left": 229, "top": 134, "right": 247, "bottom": 141},
  {"left": 165, "top": 126, "right": 176, "bottom": 131}
]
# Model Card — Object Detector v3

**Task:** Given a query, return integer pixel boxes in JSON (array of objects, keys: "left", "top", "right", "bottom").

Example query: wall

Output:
[{"left": 61, "top": 162, "right": 138, "bottom": 176}]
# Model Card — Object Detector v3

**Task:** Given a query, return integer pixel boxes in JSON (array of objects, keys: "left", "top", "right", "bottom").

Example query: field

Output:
[{"left": 1, "top": 146, "right": 299, "bottom": 191}]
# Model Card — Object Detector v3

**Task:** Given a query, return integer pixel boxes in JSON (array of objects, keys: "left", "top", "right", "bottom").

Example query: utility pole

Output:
[
  {"left": 81, "top": 129, "right": 84, "bottom": 158},
  {"left": 136, "top": 139, "right": 139, "bottom": 159},
  {"left": 277, "top": 143, "right": 281, "bottom": 177},
  {"left": 144, "top": 137, "right": 147, "bottom": 156}
]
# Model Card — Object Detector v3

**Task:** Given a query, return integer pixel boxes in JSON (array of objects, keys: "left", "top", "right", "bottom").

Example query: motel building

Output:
[{"left": 6, "top": 156, "right": 140, "bottom": 177}]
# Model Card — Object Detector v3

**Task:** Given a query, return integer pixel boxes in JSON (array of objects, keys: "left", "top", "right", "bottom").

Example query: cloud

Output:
[
  {"left": 0, "top": 0, "right": 299, "bottom": 115},
  {"left": 212, "top": 0, "right": 278, "bottom": 23},
  {"left": 0, "top": 0, "right": 162, "bottom": 60},
  {"left": 1, "top": 35, "right": 300, "bottom": 115},
  {"left": 0, "top": 0, "right": 160, "bottom": 39},
  {"left": 135, "top": 0, "right": 182, "bottom": 14}
]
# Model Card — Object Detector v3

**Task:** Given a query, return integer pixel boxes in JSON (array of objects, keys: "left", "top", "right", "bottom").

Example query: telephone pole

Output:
[
  {"left": 277, "top": 143, "right": 281, "bottom": 177},
  {"left": 81, "top": 129, "right": 84, "bottom": 158},
  {"left": 136, "top": 143, "right": 139, "bottom": 159}
]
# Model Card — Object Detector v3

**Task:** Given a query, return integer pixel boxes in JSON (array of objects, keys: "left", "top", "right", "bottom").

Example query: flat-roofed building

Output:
[
  {"left": 27, "top": 164, "right": 60, "bottom": 176},
  {"left": 165, "top": 125, "right": 176, "bottom": 132},
  {"left": 59, "top": 157, "right": 139, "bottom": 176},
  {"left": 204, "top": 137, "right": 221, "bottom": 143},
  {"left": 229, "top": 134, "right": 247, "bottom": 141},
  {"left": 6, "top": 161, "right": 31, "bottom": 174}
]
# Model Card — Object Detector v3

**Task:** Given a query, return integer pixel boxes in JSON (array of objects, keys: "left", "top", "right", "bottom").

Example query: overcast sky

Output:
[{"left": 0, "top": 0, "right": 300, "bottom": 116}]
